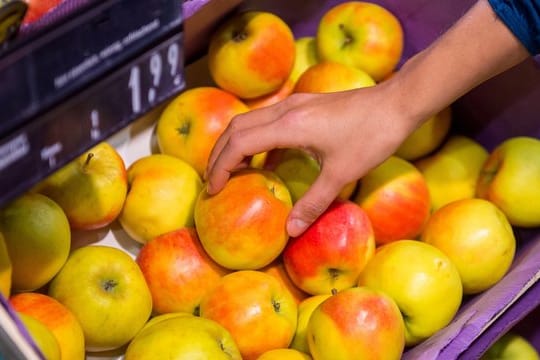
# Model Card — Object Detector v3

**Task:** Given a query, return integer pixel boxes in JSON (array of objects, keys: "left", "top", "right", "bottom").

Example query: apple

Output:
[
  {"left": 244, "top": 78, "right": 295, "bottom": 110},
  {"left": 358, "top": 239, "right": 463, "bottom": 346},
  {"left": 208, "top": 11, "right": 295, "bottom": 99},
  {"left": 0, "top": 232, "right": 12, "bottom": 298},
  {"left": 353, "top": 155, "right": 431, "bottom": 245},
  {"left": 10, "top": 292, "right": 86, "bottom": 360},
  {"left": 23, "top": 0, "right": 63, "bottom": 25},
  {"left": 48, "top": 245, "right": 153, "bottom": 352},
  {"left": 476, "top": 136, "right": 540, "bottom": 227},
  {"left": 316, "top": 1, "right": 404, "bottom": 82},
  {"left": 415, "top": 135, "right": 489, "bottom": 211},
  {"left": 283, "top": 199, "right": 375, "bottom": 295},
  {"left": 261, "top": 260, "right": 309, "bottom": 305},
  {"left": 16, "top": 312, "right": 61, "bottom": 360},
  {"left": 136, "top": 227, "right": 229, "bottom": 315},
  {"left": 288, "top": 36, "right": 319, "bottom": 85},
  {"left": 34, "top": 141, "right": 127, "bottom": 230},
  {"left": 199, "top": 270, "right": 298, "bottom": 360},
  {"left": 124, "top": 314, "right": 242, "bottom": 360},
  {"left": 307, "top": 286, "right": 405, "bottom": 360},
  {"left": 156, "top": 86, "right": 249, "bottom": 176},
  {"left": 421, "top": 198, "right": 516, "bottom": 295},
  {"left": 290, "top": 294, "right": 331, "bottom": 354},
  {"left": 395, "top": 106, "right": 452, "bottom": 161},
  {"left": 481, "top": 332, "right": 540, "bottom": 360},
  {"left": 194, "top": 168, "right": 292, "bottom": 270},
  {"left": 119, "top": 153, "right": 203, "bottom": 244},
  {"left": 293, "top": 61, "right": 375, "bottom": 94},
  {"left": 0, "top": 192, "right": 70, "bottom": 292},
  {"left": 257, "top": 348, "right": 312, "bottom": 360}
]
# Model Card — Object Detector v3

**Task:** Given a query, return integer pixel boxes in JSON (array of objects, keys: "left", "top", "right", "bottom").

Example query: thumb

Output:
[{"left": 286, "top": 171, "right": 343, "bottom": 237}]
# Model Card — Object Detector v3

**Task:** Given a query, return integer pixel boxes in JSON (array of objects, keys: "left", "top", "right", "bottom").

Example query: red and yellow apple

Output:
[
  {"left": 10, "top": 292, "right": 86, "bottom": 360},
  {"left": 200, "top": 270, "right": 298, "bottom": 360},
  {"left": 257, "top": 348, "right": 312, "bottom": 360},
  {"left": 358, "top": 239, "right": 463, "bottom": 346},
  {"left": 136, "top": 227, "right": 229, "bottom": 315},
  {"left": 283, "top": 199, "right": 375, "bottom": 295},
  {"left": 353, "top": 155, "right": 431, "bottom": 245},
  {"left": 244, "top": 78, "right": 295, "bottom": 110},
  {"left": 288, "top": 36, "right": 319, "bottom": 85},
  {"left": 476, "top": 136, "right": 540, "bottom": 227},
  {"left": 307, "top": 286, "right": 405, "bottom": 360},
  {"left": 208, "top": 11, "right": 295, "bottom": 99},
  {"left": 421, "top": 198, "right": 516, "bottom": 294},
  {"left": 0, "top": 232, "right": 11, "bottom": 298},
  {"left": 261, "top": 260, "right": 309, "bottom": 305},
  {"left": 194, "top": 169, "right": 292, "bottom": 270},
  {"left": 290, "top": 294, "right": 331, "bottom": 354},
  {"left": 17, "top": 312, "right": 61, "bottom": 360},
  {"left": 156, "top": 86, "right": 249, "bottom": 176},
  {"left": 316, "top": 1, "right": 404, "bottom": 82},
  {"left": 294, "top": 61, "right": 375, "bottom": 94},
  {"left": 23, "top": 0, "right": 63, "bottom": 25}
]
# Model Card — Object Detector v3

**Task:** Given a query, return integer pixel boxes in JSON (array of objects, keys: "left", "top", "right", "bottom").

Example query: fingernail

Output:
[{"left": 287, "top": 218, "right": 308, "bottom": 237}]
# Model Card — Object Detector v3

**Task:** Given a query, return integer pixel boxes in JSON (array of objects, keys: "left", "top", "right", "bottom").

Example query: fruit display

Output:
[{"left": 1, "top": 1, "right": 540, "bottom": 359}]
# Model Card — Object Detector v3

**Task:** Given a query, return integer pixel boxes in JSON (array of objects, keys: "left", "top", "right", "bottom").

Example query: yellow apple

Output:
[
  {"left": 316, "top": 1, "right": 403, "bottom": 81},
  {"left": 476, "top": 136, "right": 540, "bottom": 227},
  {"left": 0, "top": 193, "right": 70, "bottom": 292},
  {"left": 156, "top": 86, "right": 249, "bottom": 176},
  {"left": 421, "top": 198, "right": 516, "bottom": 294},
  {"left": 415, "top": 135, "right": 489, "bottom": 211},
  {"left": 200, "top": 270, "right": 298, "bottom": 360},
  {"left": 395, "top": 106, "right": 452, "bottom": 161},
  {"left": 208, "top": 11, "right": 295, "bottom": 99},
  {"left": 33, "top": 142, "right": 127, "bottom": 230},
  {"left": 0, "top": 232, "right": 12, "bottom": 298},
  {"left": 358, "top": 240, "right": 463, "bottom": 346},
  {"left": 290, "top": 294, "right": 331, "bottom": 354},
  {"left": 17, "top": 312, "right": 61, "bottom": 360},
  {"left": 257, "top": 348, "right": 312, "bottom": 360},
  {"left": 10, "top": 292, "right": 86, "bottom": 360},
  {"left": 289, "top": 36, "right": 319, "bottom": 85},
  {"left": 119, "top": 154, "right": 203, "bottom": 244},
  {"left": 481, "top": 332, "right": 540, "bottom": 360},
  {"left": 244, "top": 78, "right": 295, "bottom": 110},
  {"left": 294, "top": 61, "right": 375, "bottom": 93},
  {"left": 48, "top": 245, "right": 153, "bottom": 352},
  {"left": 124, "top": 314, "right": 242, "bottom": 360}
]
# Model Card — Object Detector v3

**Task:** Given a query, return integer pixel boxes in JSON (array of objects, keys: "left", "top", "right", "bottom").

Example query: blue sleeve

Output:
[{"left": 488, "top": 0, "right": 540, "bottom": 55}]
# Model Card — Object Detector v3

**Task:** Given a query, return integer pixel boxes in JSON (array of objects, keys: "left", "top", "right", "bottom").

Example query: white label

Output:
[{"left": 0, "top": 134, "right": 30, "bottom": 171}]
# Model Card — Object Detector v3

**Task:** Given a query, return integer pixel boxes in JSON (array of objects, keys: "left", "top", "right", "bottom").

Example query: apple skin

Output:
[
  {"left": 421, "top": 198, "right": 516, "bottom": 295},
  {"left": 23, "top": 0, "right": 63, "bottom": 25},
  {"left": 34, "top": 142, "right": 128, "bottom": 230},
  {"left": 415, "top": 135, "right": 489, "bottom": 211},
  {"left": 395, "top": 106, "right": 452, "bottom": 161},
  {"left": 257, "top": 348, "right": 312, "bottom": 360},
  {"left": 0, "top": 192, "right": 71, "bottom": 292},
  {"left": 136, "top": 227, "right": 229, "bottom": 315},
  {"left": 294, "top": 61, "right": 375, "bottom": 93},
  {"left": 307, "top": 286, "right": 405, "bottom": 360},
  {"left": 283, "top": 199, "right": 375, "bottom": 295},
  {"left": 290, "top": 294, "right": 331, "bottom": 354},
  {"left": 316, "top": 1, "right": 404, "bottom": 82},
  {"left": 10, "top": 292, "right": 86, "bottom": 360},
  {"left": 48, "top": 245, "right": 153, "bottom": 352},
  {"left": 476, "top": 136, "right": 540, "bottom": 227},
  {"left": 17, "top": 312, "right": 61, "bottom": 360},
  {"left": 244, "top": 78, "right": 295, "bottom": 110},
  {"left": 156, "top": 87, "right": 249, "bottom": 176},
  {"left": 261, "top": 260, "right": 309, "bottom": 305},
  {"left": 0, "top": 232, "right": 12, "bottom": 298},
  {"left": 481, "top": 332, "right": 540, "bottom": 360},
  {"left": 194, "top": 168, "right": 292, "bottom": 270},
  {"left": 199, "top": 270, "right": 298, "bottom": 360},
  {"left": 353, "top": 155, "right": 431, "bottom": 245},
  {"left": 358, "top": 239, "right": 463, "bottom": 346},
  {"left": 288, "top": 36, "right": 319, "bottom": 85},
  {"left": 124, "top": 314, "right": 242, "bottom": 360},
  {"left": 119, "top": 154, "right": 203, "bottom": 244},
  {"left": 208, "top": 11, "right": 295, "bottom": 99}
]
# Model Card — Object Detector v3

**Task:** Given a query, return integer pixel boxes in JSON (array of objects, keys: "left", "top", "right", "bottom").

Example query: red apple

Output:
[
  {"left": 194, "top": 168, "right": 292, "bottom": 270},
  {"left": 353, "top": 155, "right": 431, "bottom": 245},
  {"left": 23, "top": 0, "right": 63, "bottom": 25},
  {"left": 136, "top": 227, "right": 229, "bottom": 315},
  {"left": 294, "top": 61, "right": 375, "bottom": 94},
  {"left": 283, "top": 199, "right": 375, "bottom": 295}
]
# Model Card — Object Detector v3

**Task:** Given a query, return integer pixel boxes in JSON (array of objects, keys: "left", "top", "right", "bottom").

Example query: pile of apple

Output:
[{"left": 1, "top": 1, "right": 540, "bottom": 360}]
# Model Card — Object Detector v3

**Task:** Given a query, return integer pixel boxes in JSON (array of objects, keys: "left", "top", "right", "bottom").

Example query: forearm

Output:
[{"left": 390, "top": 0, "right": 530, "bottom": 129}]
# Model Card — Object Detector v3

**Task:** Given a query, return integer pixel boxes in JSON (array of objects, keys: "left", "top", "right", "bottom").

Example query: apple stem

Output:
[
  {"left": 272, "top": 299, "right": 281, "bottom": 313},
  {"left": 84, "top": 152, "right": 94, "bottom": 167},
  {"left": 232, "top": 30, "right": 248, "bottom": 42},
  {"left": 338, "top": 24, "right": 353, "bottom": 47},
  {"left": 331, "top": 288, "right": 338, "bottom": 296}
]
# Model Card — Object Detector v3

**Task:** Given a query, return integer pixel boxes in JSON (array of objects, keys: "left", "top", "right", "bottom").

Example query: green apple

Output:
[
  {"left": 124, "top": 314, "right": 242, "bottom": 360},
  {"left": 48, "top": 245, "right": 153, "bottom": 352},
  {"left": 481, "top": 332, "right": 540, "bottom": 360},
  {"left": 0, "top": 232, "right": 12, "bottom": 298},
  {"left": 289, "top": 36, "right": 319, "bottom": 85},
  {"left": 17, "top": 312, "right": 61, "bottom": 360},
  {"left": 34, "top": 141, "right": 128, "bottom": 230},
  {"left": 476, "top": 136, "right": 540, "bottom": 227},
  {"left": 0, "top": 193, "right": 70, "bottom": 292},
  {"left": 290, "top": 294, "right": 331, "bottom": 353},
  {"left": 415, "top": 135, "right": 489, "bottom": 211},
  {"left": 358, "top": 240, "right": 463, "bottom": 346},
  {"left": 421, "top": 198, "right": 516, "bottom": 295}
]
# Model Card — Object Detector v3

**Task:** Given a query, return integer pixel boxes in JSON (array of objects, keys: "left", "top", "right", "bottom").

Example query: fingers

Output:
[{"left": 286, "top": 168, "right": 344, "bottom": 237}]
